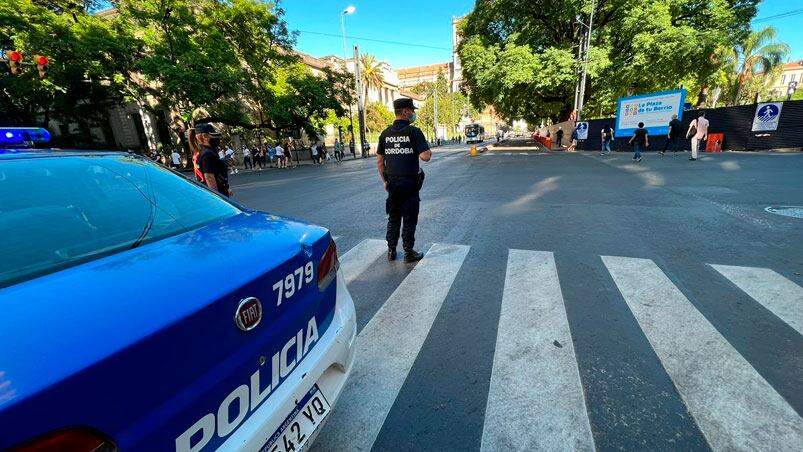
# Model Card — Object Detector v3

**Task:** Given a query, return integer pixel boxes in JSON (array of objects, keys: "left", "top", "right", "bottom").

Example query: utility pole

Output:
[
  {"left": 433, "top": 84, "right": 439, "bottom": 143},
  {"left": 577, "top": 0, "right": 595, "bottom": 121},
  {"left": 340, "top": 6, "right": 356, "bottom": 146},
  {"left": 573, "top": 32, "right": 584, "bottom": 113},
  {"left": 354, "top": 45, "right": 368, "bottom": 157}
]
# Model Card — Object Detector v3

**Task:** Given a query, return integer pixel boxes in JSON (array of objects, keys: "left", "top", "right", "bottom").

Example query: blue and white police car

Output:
[{"left": 0, "top": 128, "right": 357, "bottom": 451}]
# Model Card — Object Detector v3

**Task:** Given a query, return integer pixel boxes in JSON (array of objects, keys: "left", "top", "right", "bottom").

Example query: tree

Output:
[
  {"left": 365, "top": 101, "right": 393, "bottom": 134},
  {"left": 117, "top": 0, "right": 246, "bottom": 128},
  {"left": 359, "top": 54, "right": 385, "bottom": 101},
  {"left": 118, "top": 0, "right": 350, "bottom": 147},
  {"left": 0, "top": 0, "right": 137, "bottom": 141},
  {"left": 725, "top": 26, "right": 789, "bottom": 105},
  {"left": 413, "top": 75, "right": 476, "bottom": 138},
  {"left": 458, "top": 0, "right": 760, "bottom": 123}
]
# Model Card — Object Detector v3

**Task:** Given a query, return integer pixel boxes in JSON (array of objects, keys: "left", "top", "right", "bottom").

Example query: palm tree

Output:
[
  {"left": 728, "top": 27, "right": 789, "bottom": 105},
  {"left": 359, "top": 54, "right": 386, "bottom": 103}
]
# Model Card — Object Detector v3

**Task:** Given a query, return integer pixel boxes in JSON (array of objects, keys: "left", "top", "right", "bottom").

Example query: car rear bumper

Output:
[{"left": 218, "top": 269, "right": 356, "bottom": 451}]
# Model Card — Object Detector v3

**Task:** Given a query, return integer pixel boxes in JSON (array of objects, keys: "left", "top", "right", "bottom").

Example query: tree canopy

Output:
[
  {"left": 1, "top": 0, "right": 137, "bottom": 131},
  {"left": 458, "top": 0, "right": 761, "bottom": 122},
  {"left": 1, "top": 0, "right": 352, "bottom": 147},
  {"left": 412, "top": 75, "right": 476, "bottom": 138}
]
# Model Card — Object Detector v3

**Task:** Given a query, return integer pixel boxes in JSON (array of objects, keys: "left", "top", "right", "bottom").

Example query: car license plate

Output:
[{"left": 260, "top": 385, "right": 331, "bottom": 452}]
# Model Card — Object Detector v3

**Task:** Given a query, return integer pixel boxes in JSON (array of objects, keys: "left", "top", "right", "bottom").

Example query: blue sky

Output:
[
  {"left": 281, "top": 0, "right": 473, "bottom": 68},
  {"left": 282, "top": 0, "right": 802, "bottom": 69}
]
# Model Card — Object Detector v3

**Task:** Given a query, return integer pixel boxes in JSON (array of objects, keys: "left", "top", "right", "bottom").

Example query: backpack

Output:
[{"left": 686, "top": 120, "right": 697, "bottom": 139}]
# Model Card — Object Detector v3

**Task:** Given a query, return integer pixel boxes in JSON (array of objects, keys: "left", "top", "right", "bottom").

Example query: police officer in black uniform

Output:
[
  {"left": 195, "top": 123, "right": 231, "bottom": 197},
  {"left": 376, "top": 98, "right": 432, "bottom": 262}
]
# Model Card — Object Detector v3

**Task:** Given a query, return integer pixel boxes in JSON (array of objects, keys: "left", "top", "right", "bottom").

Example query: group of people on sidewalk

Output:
[
  {"left": 241, "top": 142, "right": 292, "bottom": 170},
  {"left": 593, "top": 111, "right": 710, "bottom": 163},
  {"left": 310, "top": 139, "right": 349, "bottom": 164},
  {"left": 623, "top": 111, "right": 710, "bottom": 162}
]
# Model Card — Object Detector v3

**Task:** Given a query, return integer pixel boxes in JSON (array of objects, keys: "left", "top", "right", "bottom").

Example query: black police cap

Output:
[
  {"left": 393, "top": 98, "right": 417, "bottom": 110},
  {"left": 194, "top": 123, "right": 219, "bottom": 134}
]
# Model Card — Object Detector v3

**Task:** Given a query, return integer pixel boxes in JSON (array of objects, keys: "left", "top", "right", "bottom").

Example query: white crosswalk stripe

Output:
[
  {"left": 710, "top": 264, "right": 803, "bottom": 336},
  {"left": 338, "top": 238, "right": 388, "bottom": 285},
  {"left": 481, "top": 250, "right": 594, "bottom": 452},
  {"left": 321, "top": 238, "right": 803, "bottom": 451},
  {"left": 314, "top": 243, "right": 470, "bottom": 452},
  {"left": 603, "top": 255, "right": 803, "bottom": 451}
]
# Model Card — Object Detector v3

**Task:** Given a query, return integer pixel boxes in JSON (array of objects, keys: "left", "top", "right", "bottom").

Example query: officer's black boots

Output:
[
  {"left": 404, "top": 250, "right": 424, "bottom": 263},
  {"left": 388, "top": 248, "right": 397, "bottom": 261}
]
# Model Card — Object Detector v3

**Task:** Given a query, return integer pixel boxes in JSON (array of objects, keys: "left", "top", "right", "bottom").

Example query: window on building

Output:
[
  {"left": 791, "top": 74, "right": 797, "bottom": 82},
  {"left": 782, "top": 74, "right": 786, "bottom": 84}
]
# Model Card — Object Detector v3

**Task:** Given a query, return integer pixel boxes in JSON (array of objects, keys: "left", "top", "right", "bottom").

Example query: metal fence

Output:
[{"left": 576, "top": 99, "right": 803, "bottom": 152}]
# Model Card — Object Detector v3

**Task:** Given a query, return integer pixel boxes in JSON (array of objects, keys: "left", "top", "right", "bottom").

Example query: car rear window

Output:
[{"left": 0, "top": 154, "right": 240, "bottom": 288}]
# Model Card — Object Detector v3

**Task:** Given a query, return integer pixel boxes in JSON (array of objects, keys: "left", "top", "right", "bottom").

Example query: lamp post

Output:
[
  {"left": 575, "top": 0, "right": 595, "bottom": 121},
  {"left": 340, "top": 6, "right": 356, "bottom": 149}
]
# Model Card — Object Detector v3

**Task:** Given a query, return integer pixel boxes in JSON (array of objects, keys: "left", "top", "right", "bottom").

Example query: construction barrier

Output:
[{"left": 706, "top": 133, "right": 724, "bottom": 152}]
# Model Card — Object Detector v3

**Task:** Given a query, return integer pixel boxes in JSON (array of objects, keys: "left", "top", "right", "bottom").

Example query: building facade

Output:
[{"left": 770, "top": 60, "right": 803, "bottom": 98}]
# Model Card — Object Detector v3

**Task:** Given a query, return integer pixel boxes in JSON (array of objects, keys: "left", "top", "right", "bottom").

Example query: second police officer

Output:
[{"left": 376, "top": 98, "right": 432, "bottom": 262}]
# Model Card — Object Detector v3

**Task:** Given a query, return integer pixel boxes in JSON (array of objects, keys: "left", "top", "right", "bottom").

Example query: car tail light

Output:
[
  {"left": 13, "top": 428, "right": 116, "bottom": 452},
  {"left": 317, "top": 239, "right": 339, "bottom": 291}
]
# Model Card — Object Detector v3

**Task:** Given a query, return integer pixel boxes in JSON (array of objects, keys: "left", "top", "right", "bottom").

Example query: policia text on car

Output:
[{"left": 376, "top": 98, "right": 432, "bottom": 263}]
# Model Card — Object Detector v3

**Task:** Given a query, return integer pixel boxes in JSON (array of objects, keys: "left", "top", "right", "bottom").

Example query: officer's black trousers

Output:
[{"left": 385, "top": 176, "right": 420, "bottom": 252}]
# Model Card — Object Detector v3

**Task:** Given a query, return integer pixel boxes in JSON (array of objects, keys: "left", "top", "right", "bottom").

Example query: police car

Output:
[{"left": 0, "top": 128, "right": 357, "bottom": 451}]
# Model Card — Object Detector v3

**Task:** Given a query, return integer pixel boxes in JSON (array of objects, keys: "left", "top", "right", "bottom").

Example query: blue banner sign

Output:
[{"left": 615, "top": 89, "right": 687, "bottom": 137}]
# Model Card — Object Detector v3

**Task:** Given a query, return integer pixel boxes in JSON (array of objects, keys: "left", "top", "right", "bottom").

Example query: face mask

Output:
[
  {"left": 410, "top": 112, "right": 417, "bottom": 123},
  {"left": 209, "top": 137, "right": 221, "bottom": 148}
]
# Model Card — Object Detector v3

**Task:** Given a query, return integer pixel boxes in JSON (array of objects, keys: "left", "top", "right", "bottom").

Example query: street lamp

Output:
[
  {"left": 340, "top": 5, "right": 357, "bottom": 151},
  {"left": 574, "top": 0, "right": 595, "bottom": 121}
]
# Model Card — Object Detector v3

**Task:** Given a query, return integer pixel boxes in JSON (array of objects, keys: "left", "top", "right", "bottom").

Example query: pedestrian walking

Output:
[
  {"left": 170, "top": 149, "right": 182, "bottom": 169},
  {"left": 377, "top": 98, "right": 432, "bottom": 263},
  {"left": 334, "top": 139, "right": 343, "bottom": 162},
  {"left": 267, "top": 144, "right": 275, "bottom": 168},
  {"left": 225, "top": 145, "right": 238, "bottom": 174},
  {"left": 285, "top": 142, "right": 295, "bottom": 168},
  {"left": 567, "top": 127, "right": 578, "bottom": 151},
  {"left": 687, "top": 111, "right": 709, "bottom": 161},
  {"left": 661, "top": 114, "right": 683, "bottom": 156},
  {"left": 275, "top": 142, "right": 285, "bottom": 168},
  {"left": 600, "top": 123, "right": 614, "bottom": 156},
  {"left": 195, "top": 123, "right": 231, "bottom": 196},
  {"left": 555, "top": 127, "right": 564, "bottom": 148},
  {"left": 349, "top": 138, "right": 355, "bottom": 158},
  {"left": 311, "top": 143, "right": 320, "bottom": 164},
  {"left": 243, "top": 145, "right": 253, "bottom": 169},
  {"left": 628, "top": 121, "right": 648, "bottom": 163}
]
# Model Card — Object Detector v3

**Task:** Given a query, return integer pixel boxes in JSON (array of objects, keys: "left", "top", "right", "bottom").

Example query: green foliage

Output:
[
  {"left": 459, "top": 0, "right": 760, "bottom": 122},
  {"left": 365, "top": 101, "right": 393, "bottom": 133},
  {"left": 414, "top": 75, "right": 475, "bottom": 138},
  {"left": 359, "top": 54, "right": 385, "bottom": 100},
  {"left": 721, "top": 26, "right": 789, "bottom": 105},
  {"left": 118, "top": 0, "right": 246, "bottom": 123},
  {"left": 0, "top": 0, "right": 137, "bottom": 128},
  {"left": 2, "top": 0, "right": 351, "bottom": 145}
]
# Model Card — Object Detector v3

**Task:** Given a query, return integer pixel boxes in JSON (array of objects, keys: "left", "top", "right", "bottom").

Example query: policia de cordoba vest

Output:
[{"left": 380, "top": 123, "right": 421, "bottom": 177}]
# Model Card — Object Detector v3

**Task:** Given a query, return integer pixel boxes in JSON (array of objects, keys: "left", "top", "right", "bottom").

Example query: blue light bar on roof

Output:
[{"left": 0, "top": 127, "right": 51, "bottom": 146}]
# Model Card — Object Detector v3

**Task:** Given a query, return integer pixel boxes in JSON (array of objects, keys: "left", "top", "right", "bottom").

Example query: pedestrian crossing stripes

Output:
[
  {"left": 315, "top": 239, "right": 803, "bottom": 451},
  {"left": 603, "top": 256, "right": 803, "bottom": 451},
  {"left": 710, "top": 264, "right": 803, "bottom": 336},
  {"left": 481, "top": 250, "right": 593, "bottom": 451},
  {"left": 314, "top": 243, "right": 470, "bottom": 452}
]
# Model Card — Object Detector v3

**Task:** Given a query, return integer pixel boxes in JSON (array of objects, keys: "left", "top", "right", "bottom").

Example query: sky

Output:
[
  {"left": 281, "top": 0, "right": 473, "bottom": 68},
  {"left": 281, "top": 0, "right": 803, "bottom": 69}
]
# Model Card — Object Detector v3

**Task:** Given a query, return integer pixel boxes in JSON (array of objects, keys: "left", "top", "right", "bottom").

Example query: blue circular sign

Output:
[{"left": 757, "top": 104, "right": 779, "bottom": 122}]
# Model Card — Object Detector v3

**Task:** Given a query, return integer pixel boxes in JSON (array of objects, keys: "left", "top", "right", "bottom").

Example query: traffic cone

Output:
[{"left": 470, "top": 145, "right": 478, "bottom": 157}]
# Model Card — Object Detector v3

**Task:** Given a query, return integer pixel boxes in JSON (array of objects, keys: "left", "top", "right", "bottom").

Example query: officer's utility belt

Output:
[{"left": 387, "top": 170, "right": 425, "bottom": 190}]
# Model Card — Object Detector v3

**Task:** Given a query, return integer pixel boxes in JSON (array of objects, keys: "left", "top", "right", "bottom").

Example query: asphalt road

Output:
[{"left": 231, "top": 139, "right": 803, "bottom": 452}]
